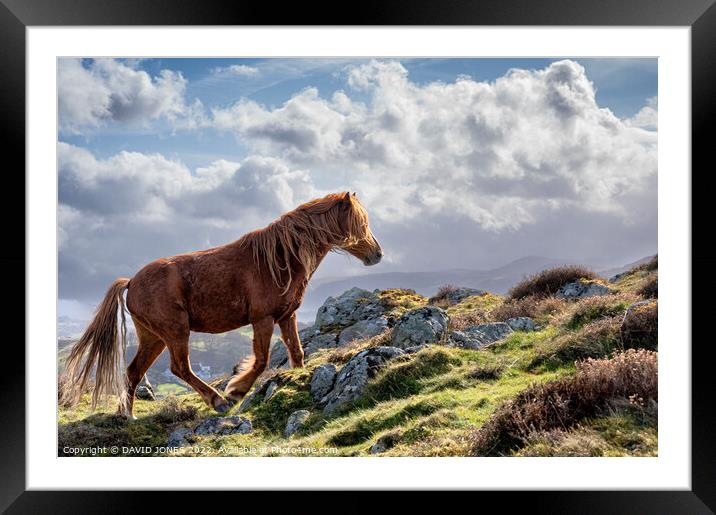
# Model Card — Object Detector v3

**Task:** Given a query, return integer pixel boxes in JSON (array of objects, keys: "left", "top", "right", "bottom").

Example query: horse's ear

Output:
[
  {"left": 342, "top": 191, "right": 351, "bottom": 201},
  {"left": 351, "top": 191, "right": 357, "bottom": 197}
]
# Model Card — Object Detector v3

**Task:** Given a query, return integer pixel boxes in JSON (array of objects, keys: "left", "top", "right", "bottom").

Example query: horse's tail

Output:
[{"left": 60, "top": 278, "right": 131, "bottom": 411}]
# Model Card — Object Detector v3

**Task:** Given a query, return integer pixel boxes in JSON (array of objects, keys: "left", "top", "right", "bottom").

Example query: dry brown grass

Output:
[
  {"left": 470, "top": 349, "right": 658, "bottom": 455},
  {"left": 428, "top": 284, "right": 459, "bottom": 309},
  {"left": 316, "top": 329, "right": 393, "bottom": 365},
  {"left": 637, "top": 275, "right": 658, "bottom": 299},
  {"left": 621, "top": 300, "right": 658, "bottom": 350},
  {"left": 508, "top": 265, "right": 598, "bottom": 300},
  {"left": 491, "top": 295, "right": 567, "bottom": 325},
  {"left": 151, "top": 396, "right": 200, "bottom": 425}
]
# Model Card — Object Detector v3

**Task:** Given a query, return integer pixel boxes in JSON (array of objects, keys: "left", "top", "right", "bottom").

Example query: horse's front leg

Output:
[{"left": 278, "top": 313, "right": 304, "bottom": 368}]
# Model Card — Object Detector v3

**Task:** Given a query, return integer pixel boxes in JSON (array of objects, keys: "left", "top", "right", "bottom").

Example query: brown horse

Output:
[{"left": 60, "top": 192, "right": 383, "bottom": 418}]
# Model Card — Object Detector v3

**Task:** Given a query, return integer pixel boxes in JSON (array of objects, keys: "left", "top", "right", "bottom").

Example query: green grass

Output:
[
  {"left": 58, "top": 268, "right": 657, "bottom": 457},
  {"left": 154, "top": 383, "right": 189, "bottom": 397}
]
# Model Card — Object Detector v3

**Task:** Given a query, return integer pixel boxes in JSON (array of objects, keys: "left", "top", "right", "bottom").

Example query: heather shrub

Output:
[
  {"left": 621, "top": 300, "right": 658, "bottom": 350},
  {"left": 470, "top": 349, "right": 658, "bottom": 455},
  {"left": 151, "top": 396, "right": 199, "bottom": 425},
  {"left": 428, "top": 284, "right": 459, "bottom": 308},
  {"left": 637, "top": 275, "right": 658, "bottom": 299},
  {"left": 508, "top": 265, "right": 598, "bottom": 300}
]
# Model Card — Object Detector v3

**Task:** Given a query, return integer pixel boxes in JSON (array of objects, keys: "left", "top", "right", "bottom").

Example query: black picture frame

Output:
[{"left": 2, "top": 0, "right": 712, "bottom": 511}]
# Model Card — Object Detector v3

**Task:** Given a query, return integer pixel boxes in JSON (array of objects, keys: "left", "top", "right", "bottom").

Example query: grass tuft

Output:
[{"left": 508, "top": 265, "right": 598, "bottom": 300}]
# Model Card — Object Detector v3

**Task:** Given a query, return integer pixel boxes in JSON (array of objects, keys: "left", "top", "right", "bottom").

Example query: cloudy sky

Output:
[{"left": 58, "top": 57, "right": 657, "bottom": 325}]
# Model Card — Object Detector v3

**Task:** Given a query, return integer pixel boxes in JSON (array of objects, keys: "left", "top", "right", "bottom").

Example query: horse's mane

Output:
[{"left": 238, "top": 192, "right": 371, "bottom": 293}]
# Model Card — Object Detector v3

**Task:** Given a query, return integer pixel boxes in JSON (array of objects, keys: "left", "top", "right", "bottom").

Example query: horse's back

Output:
[{"left": 127, "top": 245, "right": 255, "bottom": 334}]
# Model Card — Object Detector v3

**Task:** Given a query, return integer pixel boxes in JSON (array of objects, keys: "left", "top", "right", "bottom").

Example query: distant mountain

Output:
[{"left": 598, "top": 255, "right": 656, "bottom": 280}]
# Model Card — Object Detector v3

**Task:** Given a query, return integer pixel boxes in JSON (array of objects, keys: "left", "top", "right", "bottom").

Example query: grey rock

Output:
[
  {"left": 322, "top": 346, "right": 405, "bottom": 415},
  {"left": 310, "top": 363, "right": 338, "bottom": 401},
  {"left": 264, "top": 381, "right": 278, "bottom": 400},
  {"left": 268, "top": 341, "right": 290, "bottom": 369},
  {"left": 135, "top": 384, "right": 155, "bottom": 401},
  {"left": 370, "top": 439, "right": 388, "bottom": 454},
  {"left": 314, "top": 287, "right": 386, "bottom": 331},
  {"left": 194, "top": 416, "right": 252, "bottom": 436},
  {"left": 269, "top": 331, "right": 340, "bottom": 370},
  {"left": 467, "top": 322, "right": 514, "bottom": 343},
  {"left": 451, "top": 322, "right": 514, "bottom": 349},
  {"left": 236, "top": 377, "right": 275, "bottom": 412},
  {"left": 167, "top": 428, "right": 193, "bottom": 448},
  {"left": 505, "top": 317, "right": 536, "bottom": 332},
  {"left": 556, "top": 281, "right": 612, "bottom": 299},
  {"left": 390, "top": 306, "right": 449, "bottom": 349},
  {"left": 449, "top": 330, "right": 489, "bottom": 350},
  {"left": 237, "top": 390, "right": 257, "bottom": 413},
  {"left": 339, "top": 318, "right": 389, "bottom": 345},
  {"left": 430, "top": 287, "right": 486, "bottom": 306},
  {"left": 284, "top": 409, "right": 311, "bottom": 437},
  {"left": 303, "top": 333, "right": 341, "bottom": 357}
]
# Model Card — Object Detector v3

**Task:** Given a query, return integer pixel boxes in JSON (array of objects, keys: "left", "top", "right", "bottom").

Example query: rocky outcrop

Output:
[
  {"left": 269, "top": 331, "right": 340, "bottom": 369},
  {"left": 310, "top": 363, "right": 338, "bottom": 401},
  {"left": 390, "top": 306, "right": 449, "bottom": 348},
  {"left": 339, "top": 318, "right": 389, "bottom": 345},
  {"left": 285, "top": 410, "right": 311, "bottom": 437},
  {"left": 556, "top": 281, "right": 611, "bottom": 299},
  {"left": 194, "top": 416, "right": 252, "bottom": 436},
  {"left": 321, "top": 346, "right": 405, "bottom": 415},
  {"left": 268, "top": 289, "right": 391, "bottom": 369},
  {"left": 314, "top": 287, "right": 387, "bottom": 331}
]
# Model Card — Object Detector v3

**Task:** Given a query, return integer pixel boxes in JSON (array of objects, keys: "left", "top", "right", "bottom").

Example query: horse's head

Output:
[{"left": 335, "top": 192, "right": 383, "bottom": 266}]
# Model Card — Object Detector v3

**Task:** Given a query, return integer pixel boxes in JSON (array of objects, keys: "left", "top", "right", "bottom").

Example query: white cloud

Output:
[
  {"left": 625, "top": 96, "right": 658, "bottom": 130},
  {"left": 58, "top": 142, "right": 318, "bottom": 300},
  {"left": 209, "top": 59, "right": 657, "bottom": 231},
  {"left": 58, "top": 58, "right": 203, "bottom": 133},
  {"left": 210, "top": 64, "right": 260, "bottom": 77},
  {"left": 58, "top": 59, "right": 658, "bottom": 307}
]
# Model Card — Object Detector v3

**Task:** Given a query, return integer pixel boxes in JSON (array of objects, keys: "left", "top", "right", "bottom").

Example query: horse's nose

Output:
[{"left": 377, "top": 249, "right": 384, "bottom": 259}]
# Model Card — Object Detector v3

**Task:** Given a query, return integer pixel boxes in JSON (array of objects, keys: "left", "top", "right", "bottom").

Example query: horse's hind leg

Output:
[
  {"left": 225, "top": 316, "right": 274, "bottom": 402},
  {"left": 278, "top": 313, "right": 304, "bottom": 368},
  {"left": 123, "top": 319, "right": 166, "bottom": 418},
  {"left": 164, "top": 336, "right": 232, "bottom": 413}
]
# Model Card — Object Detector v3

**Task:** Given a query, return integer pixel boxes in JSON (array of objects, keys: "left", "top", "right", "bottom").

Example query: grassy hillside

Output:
[{"left": 58, "top": 258, "right": 657, "bottom": 457}]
